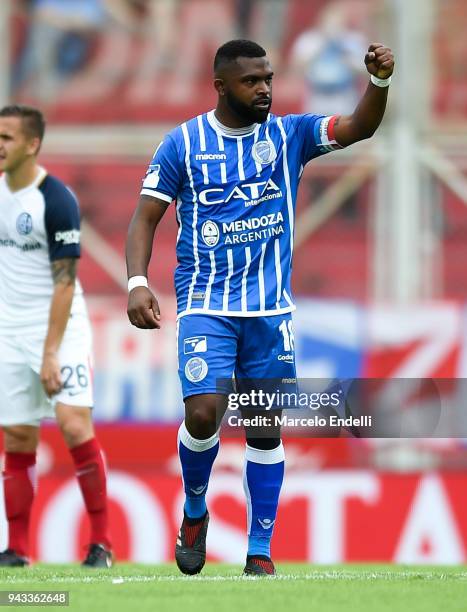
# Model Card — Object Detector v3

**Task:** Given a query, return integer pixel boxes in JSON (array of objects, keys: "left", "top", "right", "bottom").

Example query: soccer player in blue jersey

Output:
[{"left": 126, "top": 39, "right": 394, "bottom": 575}]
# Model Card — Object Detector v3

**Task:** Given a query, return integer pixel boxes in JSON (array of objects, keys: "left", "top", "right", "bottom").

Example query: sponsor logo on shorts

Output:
[
  {"left": 16, "top": 212, "right": 33, "bottom": 235},
  {"left": 277, "top": 354, "right": 294, "bottom": 362},
  {"left": 185, "top": 357, "right": 208, "bottom": 383},
  {"left": 201, "top": 220, "right": 219, "bottom": 247},
  {"left": 252, "top": 140, "right": 276, "bottom": 165},
  {"left": 184, "top": 336, "right": 207, "bottom": 354}
]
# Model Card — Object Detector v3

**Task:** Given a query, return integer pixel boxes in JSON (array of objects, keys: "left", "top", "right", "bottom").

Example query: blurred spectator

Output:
[
  {"left": 103, "top": 2, "right": 179, "bottom": 74},
  {"left": 131, "top": 0, "right": 181, "bottom": 102},
  {"left": 434, "top": 0, "right": 467, "bottom": 118},
  {"left": 10, "top": 0, "right": 34, "bottom": 62},
  {"left": 289, "top": 1, "right": 371, "bottom": 222},
  {"left": 289, "top": 0, "right": 368, "bottom": 115},
  {"left": 166, "top": 0, "right": 235, "bottom": 103},
  {"left": 25, "top": 0, "right": 181, "bottom": 106},
  {"left": 12, "top": 0, "right": 106, "bottom": 102},
  {"left": 234, "top": 0, "right": 288, "bottom": 67}
]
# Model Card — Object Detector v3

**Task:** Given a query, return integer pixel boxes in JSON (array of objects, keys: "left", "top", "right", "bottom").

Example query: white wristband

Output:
[
  {"left": 128, "top": 276, "right": 148, "bottom": 292},
  {"left": 370, "top": 74, "right": 392, "bottom": 88}
]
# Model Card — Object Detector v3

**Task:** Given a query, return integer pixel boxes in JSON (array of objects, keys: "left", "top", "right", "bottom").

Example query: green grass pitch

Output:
[{"left": 0, "top": 564, "right": 466, "bottom": 612}]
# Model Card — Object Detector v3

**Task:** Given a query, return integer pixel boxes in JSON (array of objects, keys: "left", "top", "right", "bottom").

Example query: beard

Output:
[{"left": 225, "top": 90, "right": 271, "bottom": 124}]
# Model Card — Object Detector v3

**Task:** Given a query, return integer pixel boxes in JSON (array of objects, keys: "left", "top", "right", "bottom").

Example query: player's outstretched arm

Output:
[
  {"left": 126, "top": 194, "right": 168, "bottom": 330},
  {"left": 41, "top": 258, "right": 77, "bottom": 397},
  {"left": 333, "top": 43, "right": 395, "bottom": 147}
]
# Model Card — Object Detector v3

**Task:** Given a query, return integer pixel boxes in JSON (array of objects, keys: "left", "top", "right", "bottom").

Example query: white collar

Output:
[
  {"left": 2, "top": 166, "right": 47, "bottom": 195},
  {"left": 207, "top": 110, "right": 258, "bottom": 138}
]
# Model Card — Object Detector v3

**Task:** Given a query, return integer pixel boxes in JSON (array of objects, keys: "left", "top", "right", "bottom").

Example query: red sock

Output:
[
  {"left": 70, "top": 438, "right": 111, "bottom": 549},
  {"left": 3, "top": 452, "right": 37, "bottom": 557}
]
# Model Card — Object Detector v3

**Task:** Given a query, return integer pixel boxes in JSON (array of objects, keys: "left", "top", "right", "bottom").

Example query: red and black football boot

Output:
[
  {"left": 175, "top": 511, "right": 209, "bottom": 575},
  {"left": 243, "top": 555, "right": 276, "bottom": 576}
]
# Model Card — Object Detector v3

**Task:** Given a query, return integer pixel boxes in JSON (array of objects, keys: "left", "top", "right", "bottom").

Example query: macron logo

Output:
[
  {"left": 195, "top": 153, "right": 226, "bottom": 161},
  {"left": 55, "top": 229, "right": 80, "bottom": 245}
]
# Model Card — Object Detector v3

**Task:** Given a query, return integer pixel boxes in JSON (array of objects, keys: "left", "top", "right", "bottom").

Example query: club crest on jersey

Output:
[
  {"left": 16, "top": 212, "right": 33, "bottom": 235},
  {"left": 252, "top": 140, "right": 276, "bottom": 165},
  {"left": 185, "top": 357, "right": 208, "bottom": 383},
  {"left": 201, "top": 220, "right": 219, "bottom": 247}
]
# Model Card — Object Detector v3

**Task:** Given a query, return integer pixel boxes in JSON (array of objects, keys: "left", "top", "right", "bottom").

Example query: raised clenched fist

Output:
[{"left": 365, "top": 43, "right": 395, "bottom": 80}]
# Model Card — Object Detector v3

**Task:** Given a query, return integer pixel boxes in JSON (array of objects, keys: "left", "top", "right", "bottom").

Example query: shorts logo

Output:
[
  {"left": 184, "top": 336, "right": 207, "bottom": 354},
  {"left": 16, "top": 212, "right": 33, "bottom": 235},
  {"left": 185, "top": 357, "right": 208, "bottom": 383},
  {"left": 201, "top": 220, "right": 219, "bottom": 247},
  {"left": 143, "top": 164, "right": 161, "bottom": 189},
  {"left": 252, "top": 140, "right": 276, "bottom": 165}
]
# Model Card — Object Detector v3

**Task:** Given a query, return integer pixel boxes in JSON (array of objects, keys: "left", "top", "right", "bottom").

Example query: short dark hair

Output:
[
  {"left": 0, "top": 104, "right": 46, "bottom": 142},
  {"left": 214, "top": 39, "right": 266, "bottom": 72}
]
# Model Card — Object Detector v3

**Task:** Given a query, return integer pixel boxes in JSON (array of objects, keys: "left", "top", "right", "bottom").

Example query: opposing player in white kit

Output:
[{"left": 0, "top": 105, "right": 112, "bottom": 567}]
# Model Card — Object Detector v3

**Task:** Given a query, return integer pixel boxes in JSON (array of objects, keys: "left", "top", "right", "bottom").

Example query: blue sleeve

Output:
[
  {"left": 140, "top": 131, "right": 184, "bottom": 203},
  {"left": 41, "top": 175, "right": 81, "bottom": 261},
  {"left": 285, "top": 114, "right": 343, "bottom": 165}
]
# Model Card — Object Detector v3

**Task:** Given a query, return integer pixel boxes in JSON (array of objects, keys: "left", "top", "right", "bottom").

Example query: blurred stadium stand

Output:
[
  {"left": 3, "top": 0, "right": 467, "bottom": 429},
  {"left": 1, "top": 0, "right": 467, "bottom": 563}
]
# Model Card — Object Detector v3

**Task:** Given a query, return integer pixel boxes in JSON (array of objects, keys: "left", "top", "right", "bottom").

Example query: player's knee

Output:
[
  {"left": 58, "top": 412, "right": 93, "bottom": 448},
  {"left": 2, "top": 425, "right": 39, "bottom": 452},
  {"left": 185, "top": 405, "right": 218, "bottom": 439},
  {"left": 184, "top": 395, "right": 220, "bottom": 439},
  {"left": 186, "top": 410, "right": 218, "bottom": 438}
]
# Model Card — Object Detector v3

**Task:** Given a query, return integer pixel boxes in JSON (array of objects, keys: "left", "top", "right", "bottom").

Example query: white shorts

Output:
[{"left": 0, "top": 313, "right": 94, "bottom": 426}]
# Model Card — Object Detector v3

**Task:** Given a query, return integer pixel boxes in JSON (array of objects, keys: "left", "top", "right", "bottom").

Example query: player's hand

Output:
[
  {"left": 127, "top": 286, "right": 161, "bottom": 329},
  {"left": 365, "top": 43, "right": 394, "bottom": 79},
  {"left": 40, "top": 352, "right": 62, "bottom": 398}
]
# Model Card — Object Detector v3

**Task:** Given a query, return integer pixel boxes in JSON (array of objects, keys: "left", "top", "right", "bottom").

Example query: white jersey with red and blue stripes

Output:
[{"left": 141, "top": 111, "right": 341, "bottom": 318}]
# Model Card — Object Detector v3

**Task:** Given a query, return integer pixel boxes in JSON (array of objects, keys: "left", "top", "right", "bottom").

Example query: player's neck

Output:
[
  {"left": 214, "top": 106, "right": 255, "bottom": 129},
  {"left": 5, "top": 160, "right": 41, "bottom": 192}
]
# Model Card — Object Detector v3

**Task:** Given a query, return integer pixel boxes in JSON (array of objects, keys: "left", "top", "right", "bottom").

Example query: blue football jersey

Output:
[{"left": 141, "top": 111, "right": 342, "bottom": 318}]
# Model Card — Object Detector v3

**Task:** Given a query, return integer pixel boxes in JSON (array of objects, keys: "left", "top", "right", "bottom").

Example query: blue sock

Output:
[
  {"left": 178, "top": 421, "right": 219, "bottom": 519},
  {"left": 243, "top": 443, "right": 285, "bottom": 558}
]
